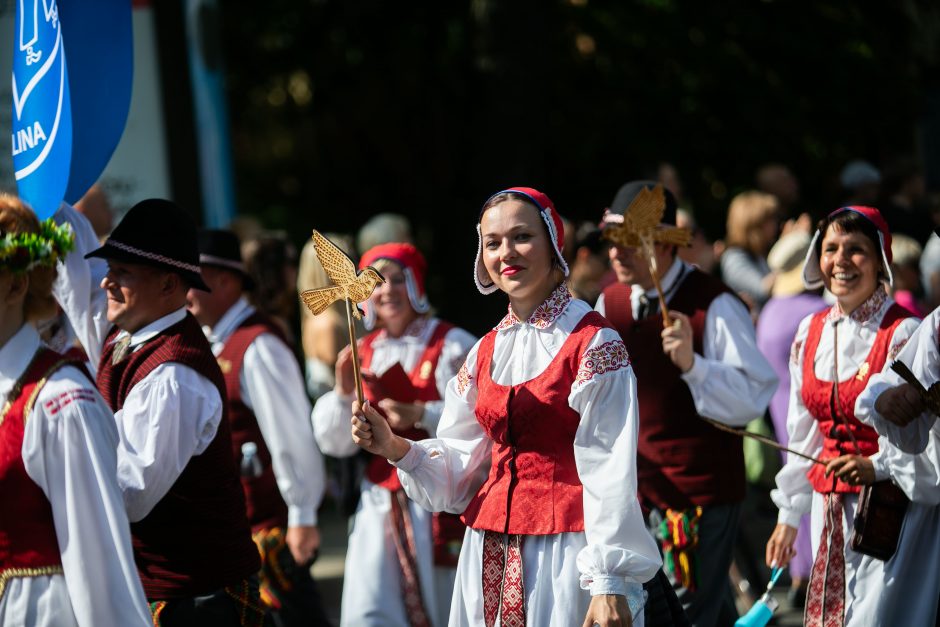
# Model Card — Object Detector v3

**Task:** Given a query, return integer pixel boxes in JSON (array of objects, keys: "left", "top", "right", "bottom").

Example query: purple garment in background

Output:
[{"left": 756, "top": 291, "right": 827, "bottom": 579}]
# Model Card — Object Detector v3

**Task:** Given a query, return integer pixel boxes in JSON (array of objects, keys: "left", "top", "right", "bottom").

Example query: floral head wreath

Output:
[{"left": 0, "top": 219, "right": 75, "bottom": 274}]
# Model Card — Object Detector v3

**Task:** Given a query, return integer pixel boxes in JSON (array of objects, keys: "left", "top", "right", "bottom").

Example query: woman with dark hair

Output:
[
  {"left": 350, "top": 187, "right": 661, "bottom": 626},
  {"left": 0, "top": 195, "right": 149, "bottom": 626},
  {"left": 766, "top": 206, "right": 936, "bottom": 625}
]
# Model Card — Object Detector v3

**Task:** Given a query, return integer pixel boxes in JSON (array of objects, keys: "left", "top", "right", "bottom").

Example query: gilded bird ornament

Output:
[{"left": 300, "top": 230, "right": 385, "bottom": 319}]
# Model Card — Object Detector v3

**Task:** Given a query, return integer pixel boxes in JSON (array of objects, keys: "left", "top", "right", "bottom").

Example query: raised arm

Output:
[{"left": 52, "top": 203, "right": 110, "bottom": 368}]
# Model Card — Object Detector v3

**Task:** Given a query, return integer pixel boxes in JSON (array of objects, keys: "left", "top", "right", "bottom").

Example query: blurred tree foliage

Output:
[{"left": 221, "top": 0, "right": 940, "bottom": 333}]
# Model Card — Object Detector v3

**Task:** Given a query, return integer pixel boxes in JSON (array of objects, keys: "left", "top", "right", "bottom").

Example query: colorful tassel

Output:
[{"left": 658, "top": 506, "right": 703, "bottom": 592}]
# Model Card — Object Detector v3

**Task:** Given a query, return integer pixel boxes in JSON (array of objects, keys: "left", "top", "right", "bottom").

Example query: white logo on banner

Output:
[{"left": 11, "top": 0, "right": 64, "bottom": 180}]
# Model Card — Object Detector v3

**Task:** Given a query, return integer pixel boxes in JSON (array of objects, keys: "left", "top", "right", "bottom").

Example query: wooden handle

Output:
[
  {"left": 345, "top": 298, "right": 365, "bottom": 405},
  {"left": 701, "top": 417, "right": 826, "bottom": 466}
]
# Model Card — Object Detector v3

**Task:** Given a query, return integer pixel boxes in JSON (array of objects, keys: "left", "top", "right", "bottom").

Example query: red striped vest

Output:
[
  {"left": 218, "top": 311, "right": 290, "bottom": 533},
  {"left": 96, "top": 313, "right": 260, "bottom": 599}
]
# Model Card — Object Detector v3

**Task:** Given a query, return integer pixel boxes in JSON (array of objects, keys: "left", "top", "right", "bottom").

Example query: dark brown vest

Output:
[
  {"left": 602, "top": 269, "right": 746, "bottom": 509},
  {"left": 96, "top": 313, "right": 260, "bottom": 599}
]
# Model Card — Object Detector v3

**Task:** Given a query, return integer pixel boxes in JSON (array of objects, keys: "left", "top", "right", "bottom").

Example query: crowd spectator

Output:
[{"left": 720, "top": 190, "right": 780, "bottom": 310}]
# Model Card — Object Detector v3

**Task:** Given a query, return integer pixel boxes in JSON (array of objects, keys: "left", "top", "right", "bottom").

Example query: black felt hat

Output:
[
  {"left": 609, "top": 180, "right": 679, "bottom": 225},
  {"left": 85, "top": 198, "right": 210, "bottom": 291},
  {"left": 197, "top": 229, "right": 255, "bottom": 290}
]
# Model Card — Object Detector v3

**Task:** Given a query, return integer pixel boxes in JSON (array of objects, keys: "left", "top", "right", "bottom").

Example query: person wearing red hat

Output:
[
  {"left": 52, "top": 202, "right": 262, "bottom": 625},
  {"left": 766, "top": 206, "right": 937, "bottom": 626},
  {"left": 312, "top": 242, "right": 475, "bottom": 627},
  {"left": 598, "top": 180, "right": 777, "bottom": 627},
  {"left": 0, "top": 195, "right": 150, "bottom": 627},
  {"left": 350, "top": 188, "right": 661, "bottom": 627}
]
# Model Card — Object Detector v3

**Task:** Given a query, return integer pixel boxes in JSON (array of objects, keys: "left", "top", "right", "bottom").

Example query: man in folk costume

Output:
[
  {"left": 187, "top": 229, "right": 331, "bottom": 626},
  {"left": 0, "top": 195, "right": 150, "bottom": 627},
  {"left": 596, "top": 181, "right": 778, "bottom": 627},
  {"left": 312, "top": 242, "right": 476, "bottom": 627},
  {"left": 52, "top": 200, "right": 263, "bottom": 626}
]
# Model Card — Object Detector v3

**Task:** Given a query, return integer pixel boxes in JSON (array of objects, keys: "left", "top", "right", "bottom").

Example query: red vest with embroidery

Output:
[
  {"left": 359, "top": 320, "right": 453, "bottom": 491},
  {"left": 218, "top": 311, "right": 290, "bottom": 533},
  {"left": 0, "top": 349, "right": 70, "bottom": 588},
  {"left": 602, "top": 269, "right": 746, "bottom": 509},
  {"left": 462, "top": 311, "right": 611, "bottom": 535},
  {"left": 96, "top": 314, "right": 260, "bottom": 599},
  {"left": 801, "top": 303, "right": 908, "bottom": 494}
]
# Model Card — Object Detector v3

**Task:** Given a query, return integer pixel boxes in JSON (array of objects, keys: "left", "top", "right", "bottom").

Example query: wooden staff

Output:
[
  {"left": 701, "top": 417, "right": 826, "bottom": 466},
  {"left": 345, "top": 298, "right": 365, "bottom": 404},
  {"left": 641, "top": 234, "right": 672, "bottom": 328}
]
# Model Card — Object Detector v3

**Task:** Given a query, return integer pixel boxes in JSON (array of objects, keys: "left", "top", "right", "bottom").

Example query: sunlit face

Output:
[
  {"left": 100, "top": 260, "right": 171, "bottom": 333},
  {"left": 480, "top": 199, "right": 556, "bottom": 303},
  {"left": 370, "top": 262, "right": 417, "bottom": 333},
  {"left": 818, "top": 224, "right": 881, "bottom": 312}
]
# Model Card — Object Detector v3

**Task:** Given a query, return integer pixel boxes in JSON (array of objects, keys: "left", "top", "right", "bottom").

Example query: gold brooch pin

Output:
[
  {"left": 419, "top": 360, "right": 433, "bottom": 380},
  {"left": 856, "top": 362, "right": 869, "bottom": 381},
  {"left": 217, "top": 357, "right": 232, "bottom": 374}
]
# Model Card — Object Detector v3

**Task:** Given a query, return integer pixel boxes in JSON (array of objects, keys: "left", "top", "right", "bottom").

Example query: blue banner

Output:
[{"left": 11, "top": 1, "right": 132, "bottom": 219}]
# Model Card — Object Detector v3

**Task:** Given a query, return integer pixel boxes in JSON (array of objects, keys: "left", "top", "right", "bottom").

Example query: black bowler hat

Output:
[
  {"left": 85, "top": 198, "right": 210, "bottom": 291},
  {"left": 197, "top": 229, "right": 255, "bottom": 290},
  {"left": 607, "top": 180, "right": 679, "bottom": 226}
]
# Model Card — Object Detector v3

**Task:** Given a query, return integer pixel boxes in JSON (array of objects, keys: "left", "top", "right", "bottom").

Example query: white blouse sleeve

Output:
[
  {"left": 310, "top": 389, "right": 359, "bottom": 458},
  {"left": 116, "top": 363, "right": 223, "bottom": 522},
  {"left": 242, "top": 335, "right": 325, "bottom": 527},
  {"left": 23, "top": 367, "right": 150, "bottom": 627},
  {"left": 680, "top": 293, "right": 778, "bottom": 426},
  {"left": 393, "top": 342, "right": 493, "bottom": 514},
  {"left": 52, "top": 203, "right": 111, "bottom": 370},
  {"left": 423, "top": 326, "right": 477, "bottom": 435},
  {"left": 856, "top": 309, "right": 940, "bottom": 454},
  {"left": 569, "top": 328, "right": 662, "bottom": 600},
  {"left": 771, "top": 315, "right": 821, "bottom": 528}
]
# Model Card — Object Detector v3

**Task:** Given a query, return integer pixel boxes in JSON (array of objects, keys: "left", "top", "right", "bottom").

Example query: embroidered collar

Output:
[
  {"left": 495, "top": 283, "right": 571, "bottom": 331},
  {"left": 825, "top": 287, "right": 888, "bottom": 325}
]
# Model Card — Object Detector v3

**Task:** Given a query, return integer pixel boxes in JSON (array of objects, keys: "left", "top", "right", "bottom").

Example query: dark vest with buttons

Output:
[
  {"left": 96, "top": 313, "right": 260, "bottom": 599},
  {"left": 602, "top": 269, "right": 746, "bottom": 509}
]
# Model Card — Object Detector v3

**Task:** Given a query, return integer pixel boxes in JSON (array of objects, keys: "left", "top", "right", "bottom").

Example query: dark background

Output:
[{"left": 204, "top": 0, "right": 940, "bottom": 335}]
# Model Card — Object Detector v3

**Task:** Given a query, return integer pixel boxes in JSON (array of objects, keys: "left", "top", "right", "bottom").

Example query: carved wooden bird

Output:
[
  {"left": 300, "top": 230, "right": 385, "bottom": 319},
  {"left": 602, "top": 184, "right": 692, "bottom": 249}
]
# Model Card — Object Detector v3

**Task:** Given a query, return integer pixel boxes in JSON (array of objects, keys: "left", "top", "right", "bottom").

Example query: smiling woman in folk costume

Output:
[
  {"left": 0, "top": 195, "right": 150, "bottom": 626},
  {"left": 350, "top": 187, "right": 661, "bottom": 627},
  {"left": 311, "top": 242, "right": 476, "bottom": 627},
  {"left": 766, "top": 206, "right": 940, "bottom": 626}
]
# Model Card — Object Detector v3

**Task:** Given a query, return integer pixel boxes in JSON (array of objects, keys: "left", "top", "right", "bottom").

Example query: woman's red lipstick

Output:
[{"left": 501, "top": 265, "right": 524, "bottom": 276}]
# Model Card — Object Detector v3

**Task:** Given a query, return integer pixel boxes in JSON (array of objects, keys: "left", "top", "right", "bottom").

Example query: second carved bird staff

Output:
[
  {"left": 601, "top": 184, "right": 692, "bottom": 328},
  {"left": 300, "top": 230, "right": 385, "bottom": 405}
]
